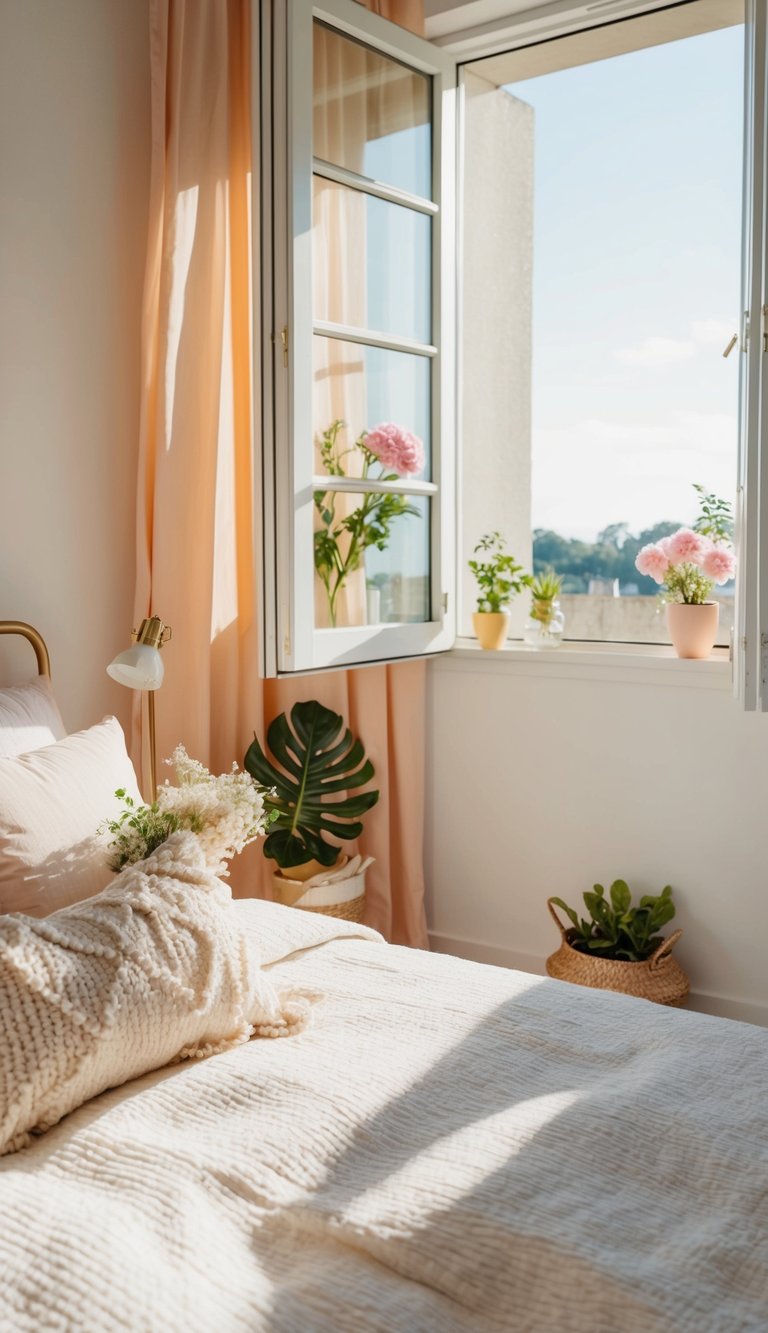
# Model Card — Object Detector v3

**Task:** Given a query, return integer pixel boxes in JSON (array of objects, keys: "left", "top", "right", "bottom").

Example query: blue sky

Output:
[{"left": 505, "top": 23, "right": 744, "bottom": 542}]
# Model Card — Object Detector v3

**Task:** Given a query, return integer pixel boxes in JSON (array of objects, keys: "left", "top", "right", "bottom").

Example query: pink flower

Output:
[
  {"left": 701, "top": 544, "right": 736, "bottom": 584},
  {"left": 664, "top": 528, "right": 708, "bottom": 566},
  {"left": 635, "top": 543, "right": 670, "bottom": 584},
  {"left": 365, "top": 422, "right": 425, "bottom": 476}
]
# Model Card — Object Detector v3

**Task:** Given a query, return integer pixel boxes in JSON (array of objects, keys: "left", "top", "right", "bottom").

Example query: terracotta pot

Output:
[
  {"left": 473, "top": 611, "right": 510, "bottom": 650},
  {"left": 666, "top": 601, "right": 719, "bottom": 659}
]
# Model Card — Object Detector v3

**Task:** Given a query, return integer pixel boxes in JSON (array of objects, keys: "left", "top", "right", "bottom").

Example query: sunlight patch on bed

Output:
[{"left": 350, "top": 1089, "right": 584, "bottom": 1221}]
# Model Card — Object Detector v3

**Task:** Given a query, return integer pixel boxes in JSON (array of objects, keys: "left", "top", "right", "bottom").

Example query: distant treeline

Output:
[{"left": 532, "top": 522, "right": 681, "bottom": 595}]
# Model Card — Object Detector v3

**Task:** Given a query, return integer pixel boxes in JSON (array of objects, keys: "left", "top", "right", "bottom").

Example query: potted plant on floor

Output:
[
  {"left": 468, "top": 532, "right": 532, "bottom": 650},
  {"left": 634, "top": 486, "right": 736, "bottom": 659},
  {"left": 244, "top": 700, "right": 379, "bottom": 921},
  {"left": 523, "top": 568, "right": 565, "bottom": 648},
  {"left": 546, "top": 880, "right": 689, "bottom": 1007}
]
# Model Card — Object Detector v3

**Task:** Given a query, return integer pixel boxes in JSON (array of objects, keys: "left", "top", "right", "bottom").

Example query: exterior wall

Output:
[
  {"left": 461, "top": 73, "right": 533, "bottom": 638},
  {"left": 0, "top": 0, "right": 151, "bottom": 732},
  {"left": 426, "top": 655, "right": 768, "bottom": 1025}
]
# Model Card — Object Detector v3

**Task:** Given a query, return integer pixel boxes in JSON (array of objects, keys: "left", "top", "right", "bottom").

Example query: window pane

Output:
[
  {"left": 313, "top": 21, "right": 432, "bottom": 199},
  {"left": 313, "top": 336, "right": 431, "bottom": 481},
  {"left": 313, "top": 492, "right": 430, "bottom": 628},
  {"left": 313, "top": 177, "right": 431, "bottom": 344}
]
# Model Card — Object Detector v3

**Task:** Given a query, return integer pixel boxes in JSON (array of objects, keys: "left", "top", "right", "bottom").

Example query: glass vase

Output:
[{"left": 523, "top": 598, "right": 565, "bottom": 649}]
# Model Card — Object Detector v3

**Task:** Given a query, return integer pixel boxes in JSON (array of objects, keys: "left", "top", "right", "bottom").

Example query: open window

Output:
[
  {"left": 260, "top": 0, "right": 457, "bottom": 675},
  {"left": 260, "top": 0, "right": 768, "bottom": 708},
  {"left": 459, "top": 0, "right": 745, "bottom": 652}
]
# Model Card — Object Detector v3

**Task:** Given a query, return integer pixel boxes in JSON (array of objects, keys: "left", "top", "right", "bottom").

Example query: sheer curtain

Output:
[{"left": 132, "top": 0, "right": 429, "bottom": 947}]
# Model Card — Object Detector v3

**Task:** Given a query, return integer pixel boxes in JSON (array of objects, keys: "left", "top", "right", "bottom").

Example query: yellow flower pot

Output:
[{"left": 473, "top": 611, "right": 510, "bottom": 650}]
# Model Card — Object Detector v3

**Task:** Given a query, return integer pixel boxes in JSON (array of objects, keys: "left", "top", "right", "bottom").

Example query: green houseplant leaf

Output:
[{"left": 244, "top": 700, "right": 379, "bottom": 870}]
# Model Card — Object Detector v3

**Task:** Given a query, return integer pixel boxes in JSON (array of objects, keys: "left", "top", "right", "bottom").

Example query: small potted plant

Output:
[
  {"left": 546, "top": 880, "right": 689, "bottom": 1007},
  {"left": 635, "top": 486, "right": 735, "bottom": 659},
  {"left": 523, "top": 568, "right": 565, "bottom": 648},
  {"left": 244, "top": 700, "right": 379, "bottom": 920},
  {"left": 468, "top": 532, "right": 532, "bottom": 650}
]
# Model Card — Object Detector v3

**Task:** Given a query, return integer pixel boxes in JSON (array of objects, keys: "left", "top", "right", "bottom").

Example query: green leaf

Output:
[
  {"left": 549, "top": 897, "right": 579, "bottom": 930},
  {"left": 609, "top": 879, "right": 631, "bottom": 914},
  {"left": 244, "top": 701, "right": 379, "bottom": 869}
]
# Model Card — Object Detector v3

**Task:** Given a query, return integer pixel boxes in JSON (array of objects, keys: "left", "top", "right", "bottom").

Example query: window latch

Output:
[{"left": 272, "top": 327, "right": 289, "bottom": 368}]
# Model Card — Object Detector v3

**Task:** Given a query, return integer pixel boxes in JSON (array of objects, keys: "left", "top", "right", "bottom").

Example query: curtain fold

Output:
[{"left": 133, "top": 0, "right": 428, "bottom": 947}]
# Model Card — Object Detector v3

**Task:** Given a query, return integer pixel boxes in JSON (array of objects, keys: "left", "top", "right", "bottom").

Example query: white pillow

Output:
[
  {"left": 0, "top": 832, "right": 311, "bottom": 1156},
  {"left": 0, "top": 717, "right": 143, "bottom": 917},
  {"left": 0, "top": 676, "right": 66, "bottom": 757}
]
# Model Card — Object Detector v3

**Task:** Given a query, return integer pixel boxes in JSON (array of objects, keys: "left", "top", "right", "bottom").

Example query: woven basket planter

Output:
[
  {"left": 272, "top": 858, "right": 368, "bottom": 923},
  {"left": 545, "top": 899, "right": 689, "bottom": 1007}
]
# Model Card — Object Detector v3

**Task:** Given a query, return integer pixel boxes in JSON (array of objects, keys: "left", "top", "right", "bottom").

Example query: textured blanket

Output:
[
  {"left": 1, "top": 907, "right": 767, "bottom": 1332},
  {"left": 0, "top": 835, "right": 310, "bottom": 1156}
]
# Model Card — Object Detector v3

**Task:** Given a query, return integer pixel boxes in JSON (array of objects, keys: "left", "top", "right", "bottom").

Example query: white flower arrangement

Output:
[{"left": 103, "top": 746, "right": 276, "bottom": 875}]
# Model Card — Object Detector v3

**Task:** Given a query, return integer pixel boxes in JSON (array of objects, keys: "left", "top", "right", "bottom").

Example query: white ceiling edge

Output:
[{"left": 424, "top": 0, "right": 709, "bottom": 54}]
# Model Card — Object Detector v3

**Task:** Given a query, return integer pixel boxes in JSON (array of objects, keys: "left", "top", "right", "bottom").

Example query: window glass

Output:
[
  {"left": 312, "top": 177, "right": 432, "bottom": 343},
  {"left": 313, "top": 337, "right": 432, "bottom": 481},
  {"left": 313, "top": 22, "right": 432, "bottom": 199},
  {"left": 313, "top": 491, "right": 431, "bottom": 628}
]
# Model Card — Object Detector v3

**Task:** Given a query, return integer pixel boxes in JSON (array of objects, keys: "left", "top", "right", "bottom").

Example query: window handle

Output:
[{"left": 722, "top": 333, "right": 738, "bottom": 358}]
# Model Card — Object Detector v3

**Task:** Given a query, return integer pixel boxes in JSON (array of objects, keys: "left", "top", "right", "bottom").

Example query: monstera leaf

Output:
[{"left": 244, "top": 700, "right": 379, "bottom": 869}]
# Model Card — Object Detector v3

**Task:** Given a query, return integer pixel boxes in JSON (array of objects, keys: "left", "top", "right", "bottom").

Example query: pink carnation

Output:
[
  {"left": 664, "top": 528, "right": 708, "bottom": 566},
  {"left": 701, "top": 544, "right": 736, "bottom": 584},
  {"left": 635, "top": 542, "right": 670, "bottom": 584},
  {"left": 365, "top": 422, "right": 425, "bottom": 476}
]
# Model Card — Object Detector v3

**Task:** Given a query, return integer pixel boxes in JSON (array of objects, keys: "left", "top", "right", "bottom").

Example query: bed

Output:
[{"left": 1, "top": 625, "right": 767, "bottom": 1332}]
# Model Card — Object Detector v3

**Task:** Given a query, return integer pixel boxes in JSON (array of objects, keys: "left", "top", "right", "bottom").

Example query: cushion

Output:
[
  {"left": 0, "top": 832, "right": 311, "bottom": 1156},
  {"left": 0, "top": 676, "right": 66, "bottom": 757},
  {"left": 0, "top": 717, "right": 143, "bottom": 917}
]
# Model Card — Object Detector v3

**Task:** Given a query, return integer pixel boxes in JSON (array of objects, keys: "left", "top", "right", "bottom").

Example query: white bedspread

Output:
[{"left": 1, "top": 904, "right": 767, "bottom": 1332}]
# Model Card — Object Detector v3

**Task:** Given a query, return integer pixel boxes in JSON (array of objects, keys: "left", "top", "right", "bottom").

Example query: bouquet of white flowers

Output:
[{"left": 103, "top": 746, "right": 275, "bottom": 875}]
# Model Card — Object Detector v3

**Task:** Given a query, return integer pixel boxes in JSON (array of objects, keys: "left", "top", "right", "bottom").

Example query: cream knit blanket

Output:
[{"left": 0, "top": 832, "right": 311, "bottom": 1156}]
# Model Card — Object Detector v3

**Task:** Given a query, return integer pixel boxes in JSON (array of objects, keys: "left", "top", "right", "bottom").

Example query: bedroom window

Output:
[
  {"left": 459, "top": 0, "right": 745, "bottom": 651},
  {"left": 260, "top": 0, "right": 457, "bottom": 675}
]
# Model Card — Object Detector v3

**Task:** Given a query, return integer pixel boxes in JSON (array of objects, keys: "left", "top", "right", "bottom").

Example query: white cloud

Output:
[
  {"left": 532, "top": 412, "right": 737, "bottom": 540},
  {"left": 691, "top": 318, "right": 736, "bottom": 346},
  {"left": 614, "top": 336, "right": 695, "bottom": 368},
  {"left": 614, "top": 319, "right": 737, "bottom": 368}
]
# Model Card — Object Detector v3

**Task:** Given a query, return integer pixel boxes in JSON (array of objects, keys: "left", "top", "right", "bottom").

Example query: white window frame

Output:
[{"left": 259, "top": 0, "right": 457, "bottom": 676}]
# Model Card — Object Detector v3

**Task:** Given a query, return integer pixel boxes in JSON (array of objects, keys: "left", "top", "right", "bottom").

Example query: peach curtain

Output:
[{"left": 133, "top": 0, "right": 428, "bottom": 947}]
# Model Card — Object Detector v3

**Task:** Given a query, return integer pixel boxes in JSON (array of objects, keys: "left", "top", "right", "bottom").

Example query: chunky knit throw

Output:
[{"left": 0, "top": 832, "right": 310, "bottom": 1156}]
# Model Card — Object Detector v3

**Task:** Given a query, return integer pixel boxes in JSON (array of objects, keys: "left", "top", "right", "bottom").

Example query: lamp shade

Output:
[{"left": 107, "top": 643, "right": 165, "bottom": 691}]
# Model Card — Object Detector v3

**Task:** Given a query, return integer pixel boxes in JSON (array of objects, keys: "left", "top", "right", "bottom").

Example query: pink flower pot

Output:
[{"left": 666, "top": 602, "right": 719, "bottom": 659}]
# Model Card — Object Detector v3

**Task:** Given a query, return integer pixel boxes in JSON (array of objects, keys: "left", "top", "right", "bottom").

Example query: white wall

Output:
[
  {"left": 426, "top": 654, "right": 768, "bottom": 1025},
  {"left": 461, "top": 73, "right": 533, "bottom": 638},
  {"left": 0, "top": 0, "right": 151, "bottom": 732}
]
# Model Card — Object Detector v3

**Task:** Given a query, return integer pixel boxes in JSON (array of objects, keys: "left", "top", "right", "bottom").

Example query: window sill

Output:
[{"left": 433, "top": 638, "right": 731, "bottom": 689}]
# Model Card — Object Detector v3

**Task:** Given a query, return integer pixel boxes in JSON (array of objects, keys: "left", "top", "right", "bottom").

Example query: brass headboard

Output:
[{"left": 0, "top": 622, "right": 51, "bottom": 678}]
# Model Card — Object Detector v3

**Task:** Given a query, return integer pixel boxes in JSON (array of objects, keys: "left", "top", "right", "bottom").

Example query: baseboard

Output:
[{"left": 428, "top": 931, "right": 768, "bottom": 1028}]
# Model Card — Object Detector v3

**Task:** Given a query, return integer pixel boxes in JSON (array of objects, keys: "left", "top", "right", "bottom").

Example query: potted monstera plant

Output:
[
  {"left": 545, "top": 880, "right": 689, "bottom": 1007},
  {"left": 244, "top": 700, "right": 379, "bottom": 921}
]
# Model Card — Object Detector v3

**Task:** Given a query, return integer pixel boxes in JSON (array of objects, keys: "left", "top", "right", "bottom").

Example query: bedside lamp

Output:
[{"left": 107, "top": 615, "right": 172, "bottom": 802}]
